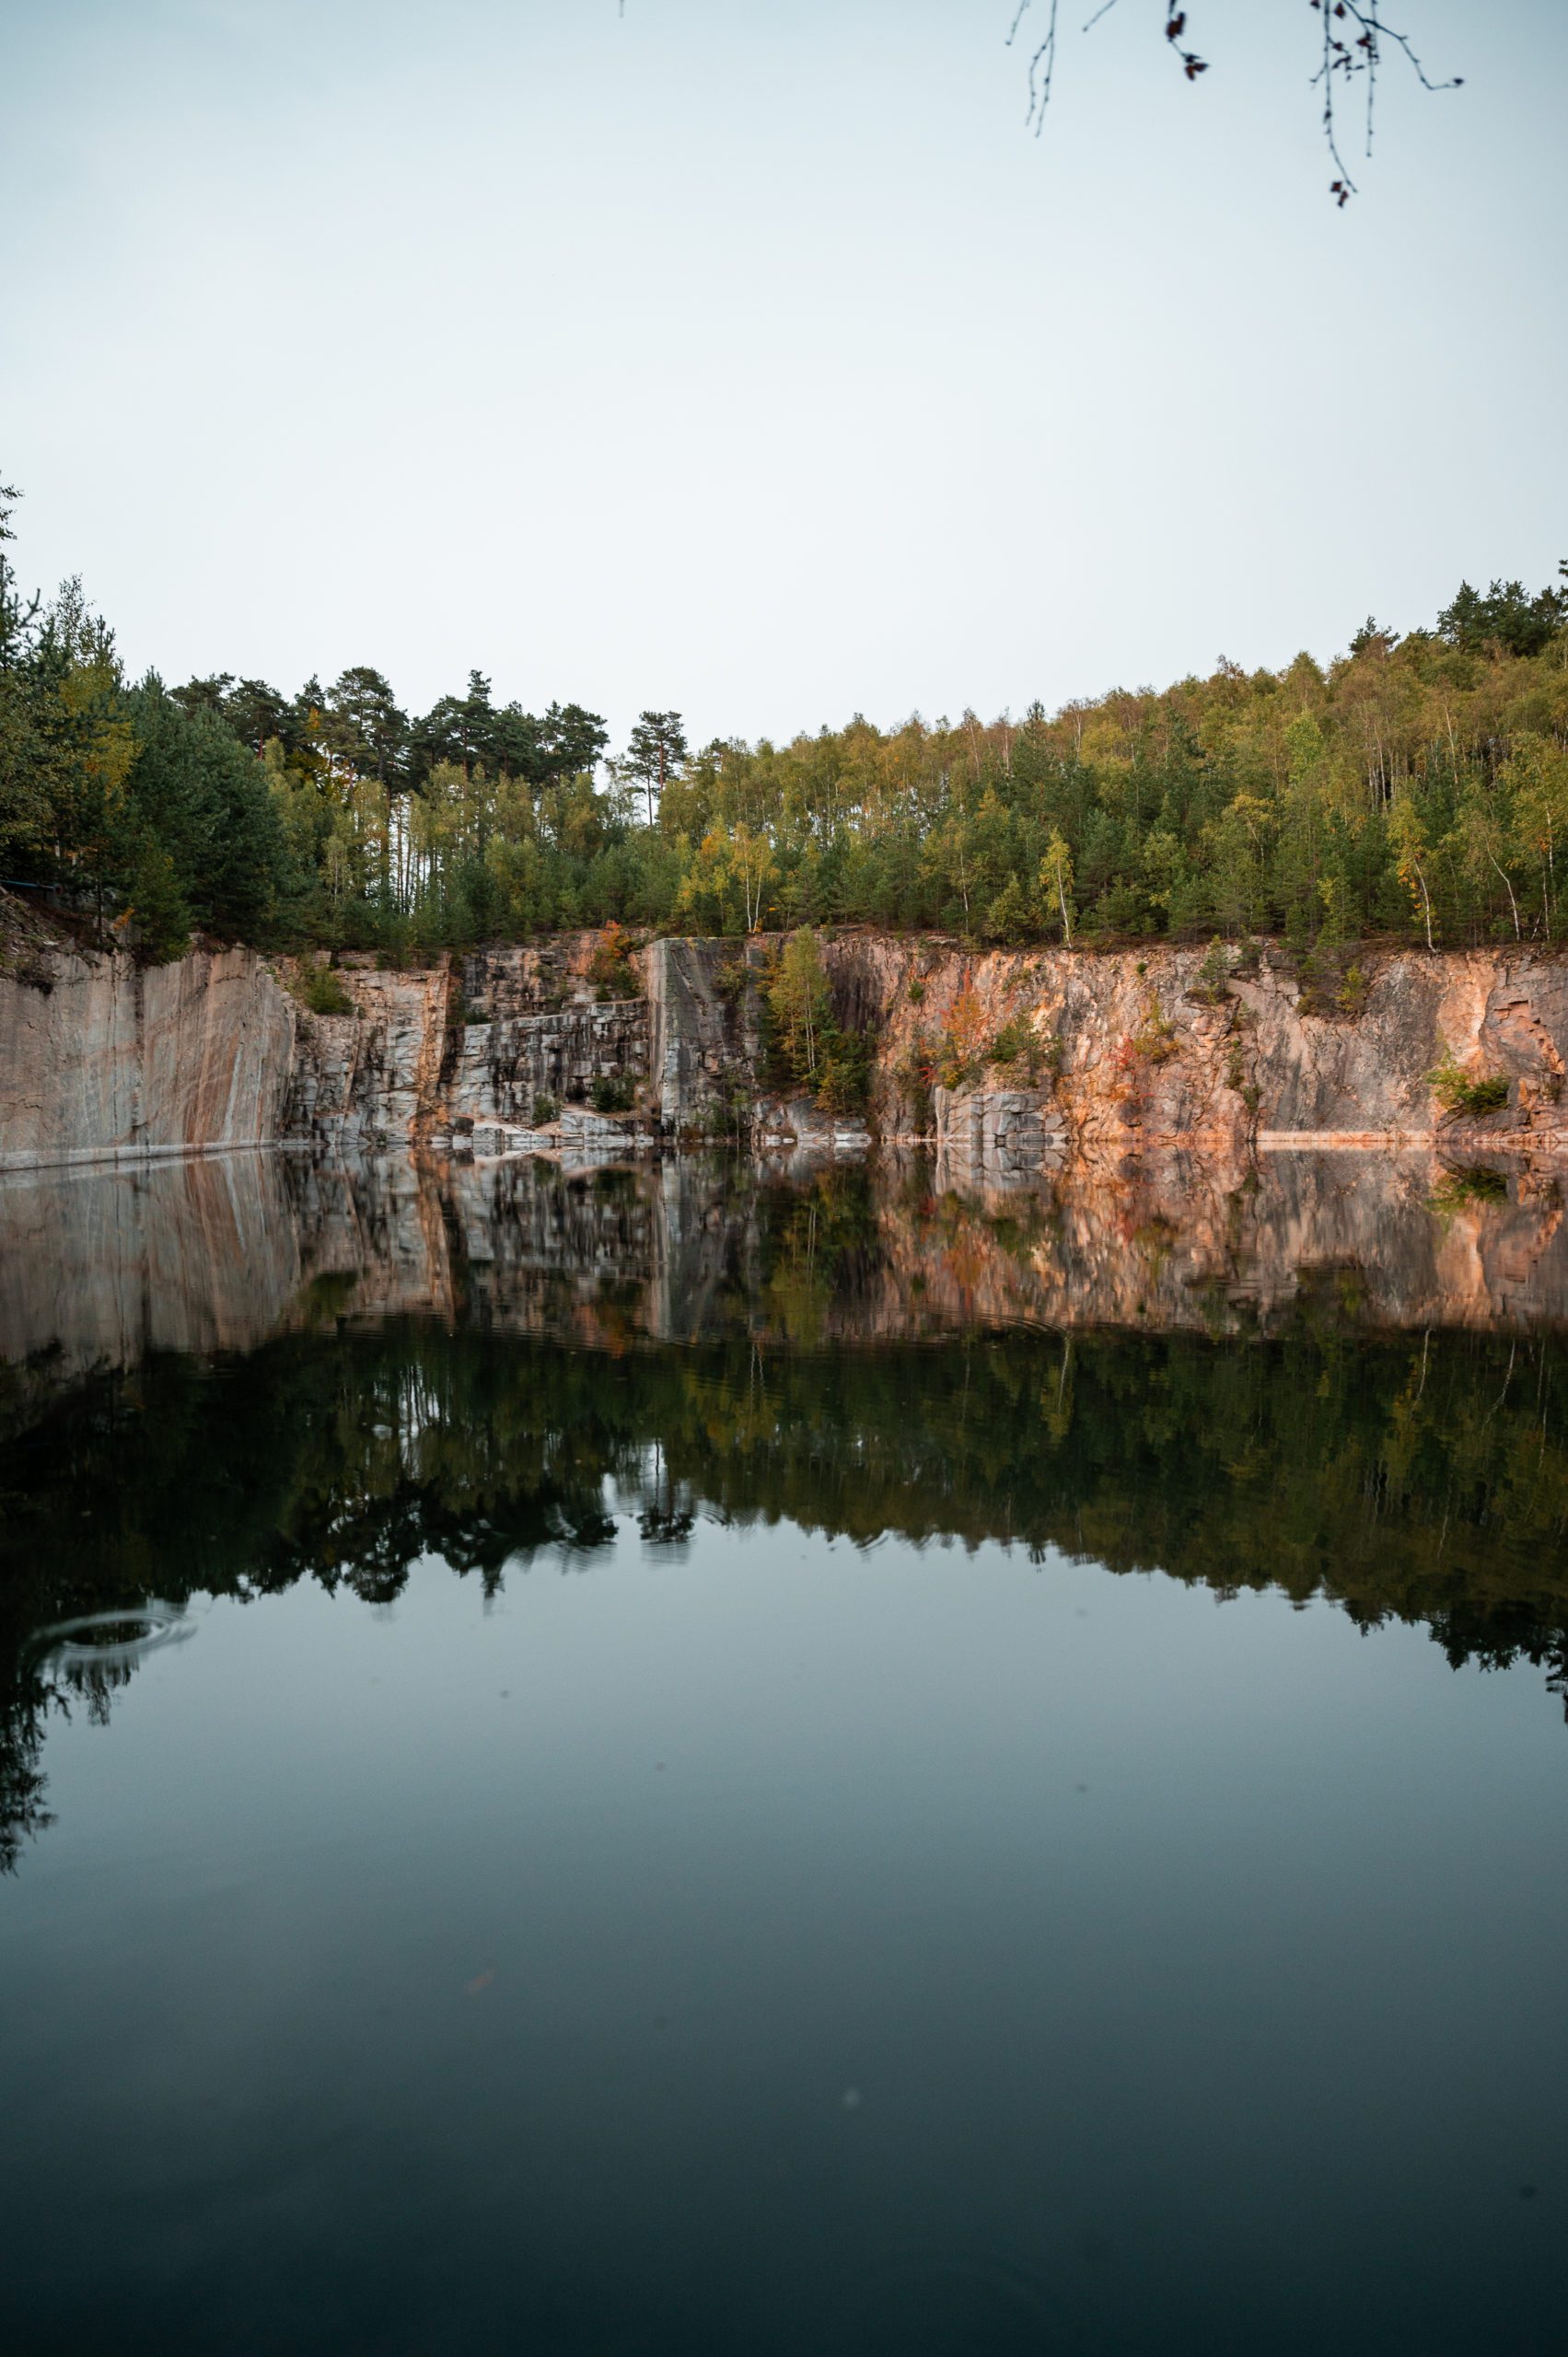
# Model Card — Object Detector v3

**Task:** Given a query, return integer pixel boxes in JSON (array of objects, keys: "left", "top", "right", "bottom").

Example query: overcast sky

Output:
[{"left": 4, "top": 0, "right": 1563, "bottom": 747}]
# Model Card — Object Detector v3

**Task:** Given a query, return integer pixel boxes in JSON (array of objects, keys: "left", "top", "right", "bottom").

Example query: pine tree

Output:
[{"left": 625, "top": 711, "right": 688, "bottom": 826}]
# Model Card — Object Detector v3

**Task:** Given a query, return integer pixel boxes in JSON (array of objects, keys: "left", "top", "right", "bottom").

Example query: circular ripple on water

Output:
[{"left": 30, "top": 1601, "right": 193, "bottom": 1674}]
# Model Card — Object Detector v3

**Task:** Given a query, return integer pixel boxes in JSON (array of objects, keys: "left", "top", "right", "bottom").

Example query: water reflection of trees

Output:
[
  {"left": 1, "top": 1640, "right": 143, "bottom": 1872},
  {"left": 5, "top": 1306, "right": 1568, "bottom": 1865}
]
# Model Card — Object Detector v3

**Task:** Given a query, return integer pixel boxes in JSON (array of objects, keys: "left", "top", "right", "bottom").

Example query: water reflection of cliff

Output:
[
  {"left": 6, "top": 1146, "right": 1568, "bottom": 1869},
  {"left": 3, "top": 1144, "right": 1567, "bottom": 1400}
]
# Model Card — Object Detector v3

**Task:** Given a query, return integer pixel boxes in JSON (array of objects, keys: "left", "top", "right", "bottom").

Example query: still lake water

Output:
[{"left": 4, "top": 1148, "right": 1568, "bottom": 2354}]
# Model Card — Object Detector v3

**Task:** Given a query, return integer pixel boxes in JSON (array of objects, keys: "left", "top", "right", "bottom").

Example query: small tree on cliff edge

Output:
[
  {"left": 625, "top": 711, "right": 688, "bottom": 827},
  {"left": 1040, "top": 830, "right": 1075, "bottom": 945},
  {"left": 767, "top": 927, "right": 831, "bottom": 1087}
]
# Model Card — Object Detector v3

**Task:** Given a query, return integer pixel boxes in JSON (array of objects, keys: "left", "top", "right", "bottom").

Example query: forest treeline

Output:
[{"left": 3, "top": 478, "right": 1566, "bottom": 961}]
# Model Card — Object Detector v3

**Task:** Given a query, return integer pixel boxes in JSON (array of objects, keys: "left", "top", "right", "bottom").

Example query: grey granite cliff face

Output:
[
  {"left": 283, "top": 964, "right": 454, "bottom": 1151},
  {"left": 0, "top": 928, "right": 661, "bottom": 1167},
  {"left": 0, "top": 941, "right": 297, "bottom": 1169},
  {"left": 642, "top": 936, "right": 764, "bottom": 1132},
  {"left": 6, "top": 910, "right": 1568, "bottom": 1170},
  {"left": 439, "top": 1000, "right": 649, "bottom": 1141},
  {"left": 285, "top": 945, "right": 653, "bottom": 1154}
]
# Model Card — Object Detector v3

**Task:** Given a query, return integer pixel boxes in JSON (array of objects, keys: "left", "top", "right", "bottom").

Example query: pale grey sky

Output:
[{"left": 4, "top": 1, "right": 1563, "bottom": 746}]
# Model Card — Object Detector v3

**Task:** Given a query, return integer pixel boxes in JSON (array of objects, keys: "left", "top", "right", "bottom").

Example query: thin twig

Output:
[
  {"left": 1010, "top": 1, "right": 1207, "bottom": 130},
  {"left": 1006, "top": 0, "right": 1063, "bottom": 133},
  {"left": 1310, "top": 2, "right": 1462, "bottom": 204},
  {"left": 1007, "top": 3, "right": 1459, "bottom": 198}
]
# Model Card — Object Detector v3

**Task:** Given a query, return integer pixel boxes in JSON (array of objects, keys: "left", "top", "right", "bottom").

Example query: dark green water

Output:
[{"left": 3, "top": 1151, "right": 1568, "bottom": 2353}]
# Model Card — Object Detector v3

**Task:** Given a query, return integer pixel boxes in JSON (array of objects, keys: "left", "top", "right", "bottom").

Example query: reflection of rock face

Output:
[
  {"left": 0, "top": 1155, "right": 308, "bottom": 1379},
  {"left": 5, "top": 1150, "right": 1568, "bottom": 1411},
  {"left": 874, "top": 1148, "right": 1568, "bottom": 1339}
]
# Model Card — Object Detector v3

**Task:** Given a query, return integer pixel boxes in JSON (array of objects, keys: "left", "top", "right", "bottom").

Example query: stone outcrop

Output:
[
  {"left": 285, "top": 963, "right": 454, "bottom": 1151},
  {"left": 287, "top": 944, "right": 653, "bottom": 1155},
  {"left": 440, "top": 1003, "right": 649, "bottom": 1140},
  {"left": 0, "top": 938, "right": 296, "bottom": 1169},
  {"left": 821, "top": 935, "right": 1568, "bottom": 1159},
  {"left": 931, "top": 1083, "right": 1062, "bottom": 1184},
  {"left": 6, "top": 902, "right": 1568, "bottom": 1173},
  {"left": 643, "top": 936, "right": 763, "bottom": 1132},
  {"left": 0, "top": 921, "right": 663, "bottom": 1169}
]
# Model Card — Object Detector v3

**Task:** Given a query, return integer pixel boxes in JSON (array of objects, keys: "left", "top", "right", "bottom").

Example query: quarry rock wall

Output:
[
  {"left": 821, "top": 935, "right": 1568, "bottom": 1162},
  {"left": 6, "top": 900, "right": 1568, "bottom": 1170},
  {"left": 0, "top": 937, "right": 298, "bottom": 1169}
]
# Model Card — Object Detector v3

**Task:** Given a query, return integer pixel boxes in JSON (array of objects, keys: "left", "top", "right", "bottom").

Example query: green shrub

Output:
[
  {"left": 990, "top": 1015, "right": 1047, "bottom": 1085},
  {"left": 1426, "top": 1047, "right": 1510, "bottom": 1119},
  {"left": 1190, "top": 937, "right": 1231, "bottom": 1004},
  {"left": 1131, "top": 995, "right": 1178, "bottom": 1064},
  {"left": 297, "top": 962, "right": 355, "bottom": 1016},
  {"left": 935, "top": 1047, "right": 980, "bottom": 1093},
  {"left": 762, "top": 925, "right": 872, "bottom": 1115},
  {"left": 1336, "top": 963, "right": 1369, "bottom": 1016},
  {"left": 815, "top": 1038, "right": 870, "bottom": 1116},
  {"left": 1296, "top": 939, "right": 1371, "bottom": 1019},
  {"left": 587, "top": 922, "right": 638, "bottom": 1000},
  {"left": 591, "top": 1075, "right": 633, "bottom": 1115},
  {"left": 531, "top": 1092, "right": 559, "bottom": 1127}
]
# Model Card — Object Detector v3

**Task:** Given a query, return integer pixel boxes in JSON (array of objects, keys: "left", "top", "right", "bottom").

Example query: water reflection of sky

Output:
[{"left": 4, "top": 1529, "right": 1567, "bottom": 2354}]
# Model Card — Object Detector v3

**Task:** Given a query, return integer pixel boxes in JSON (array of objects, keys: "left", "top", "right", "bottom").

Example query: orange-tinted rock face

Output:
[{"left": 823, "top": 935, "right": 1568, "bottom": 1155}]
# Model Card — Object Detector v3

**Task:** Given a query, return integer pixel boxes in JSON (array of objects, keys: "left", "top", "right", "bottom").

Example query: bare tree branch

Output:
[
  {"left": 621, "top": 5, "right": 1463, "bottom": 198},
  {"left": 1311, "top": 2, "right": 1463, "bottom": 205},
  {"left": 1005, "top": 1, "right": 1460, "bottom": 196},
  {"left": 1008, "top": 2, "right": 1206, "bottom": 134},
  {"left": 1005, "top": 0, "right": 1062, "bottom": 130}
]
